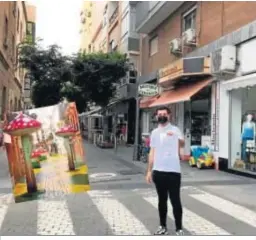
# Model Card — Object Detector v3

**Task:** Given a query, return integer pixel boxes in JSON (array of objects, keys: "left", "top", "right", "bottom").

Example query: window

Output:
[
  {"left": 20, "top": 23, "right": 23, "bottom": 41},
  {"left": 17, "top": 9, "right": 20, "bottom": 32},
  {"left": 121, "top": 13, "right": 129, "bottom": 38},
  {"left": 14, "top": 98, "right": 17, "bottom": 111},
  {"left": 182, "top": 7, "right": 196, "bottom": 32},
  {"left": 149, "top": 36, "right": 158, "bottom": 56},
  {"left": 121, "top": 1, "right": 129, "bottom": 13},
  {"left": 12, "top": 35, "right": 15, "bottom": 60},
  {"left": 1, "top": 87, "right": 6, "bottom": 117},
  {"left": 230, "top": 87, "right": 256, "bottom": 174},
  {"left": 102, "top": 14, "right": 107, "bottom": 28},
  {"left": 3, "top": 16, "right": 8, "bottom": 47},
  {"left": 109, "top": 40, "right": 117, "bottom": 52},
  {"left": 13, "top": 2, "right": 17, "bottom": 17},
  {"left": 16, "top": 46, "right": 19, "bottom": 64}
]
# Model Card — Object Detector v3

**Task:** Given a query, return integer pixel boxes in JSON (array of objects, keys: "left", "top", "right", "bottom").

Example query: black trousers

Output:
[{"left": 153, "top": 170, "right": 183, "bottom": 231}]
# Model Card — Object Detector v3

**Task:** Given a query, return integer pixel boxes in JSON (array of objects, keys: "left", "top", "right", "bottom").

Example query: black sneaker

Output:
[
  {"left": 176, "top": 229, "right": 184, "bottom": 235},
  {"left": 154, "top": 226, "right": 168, "bottom": 235}
]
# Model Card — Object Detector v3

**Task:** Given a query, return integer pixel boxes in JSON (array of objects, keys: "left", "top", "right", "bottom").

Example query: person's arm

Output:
[
  {"left": 175, "top": 127, "right": 184, "bottom": 160},
  {"left": 147, "top": 131, "right": 156, "bottom": 173},
  {"left": 147, "top": 147, "right": 155, "bottom": 173},
  {"left": 176, "top": 127, "right": 185, "bottom": 147}
]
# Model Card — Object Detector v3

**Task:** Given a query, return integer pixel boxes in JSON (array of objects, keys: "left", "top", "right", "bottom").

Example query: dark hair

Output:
[{"left": 156, "top": 106, "right": 171, "bottom": 115}]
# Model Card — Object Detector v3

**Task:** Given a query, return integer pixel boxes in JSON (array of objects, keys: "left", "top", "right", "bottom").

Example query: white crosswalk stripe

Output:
[
  {"left": 1, "top": 187, "right": 256, "bottom": 235},
  {"left": 0, "top": 194, "right": 13, "bottom": 231},
  {"left": 37, "top": 200, "right": 75, "bottom": 235},
  {"left": 143, "top": 195, "right": 230, "bottom": 235},
  {"left": 88, "top": 190, "right": 150, "bottom": 235},
  {"left": 190, "top": 190, "right": 256, "bottom": 229}
]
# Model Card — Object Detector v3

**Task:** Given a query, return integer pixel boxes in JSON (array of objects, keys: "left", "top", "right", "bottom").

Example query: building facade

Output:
[
  {"left": 135, "top": 1, "right": 256, "bottom": 175},
  {"left": 79, "top": 1, "right": 93, "bottom": 53},
  {"left": 21, "top": 3, "right": 36, "bottom": 110},
  {"left": 80, "top": 1, "right": 140, "bottom": 144},
  {"left": 0, "top": 1, "right": 35, "bottom": 118}
]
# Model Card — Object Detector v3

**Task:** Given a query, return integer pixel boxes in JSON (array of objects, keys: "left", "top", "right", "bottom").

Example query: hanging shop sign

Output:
[{"left": 138, "top": 84, "right": 159, "bottom": 97}]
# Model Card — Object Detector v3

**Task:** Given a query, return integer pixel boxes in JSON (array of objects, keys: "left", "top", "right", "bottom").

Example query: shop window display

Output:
[{"left": 230, "top": 87, "right": 256, "bottom": 173}]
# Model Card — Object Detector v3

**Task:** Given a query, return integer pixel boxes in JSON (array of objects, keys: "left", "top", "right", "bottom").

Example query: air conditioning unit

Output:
[
  {"left": 211, "top": 45, "right": 237, "bottom": 76},
  {"left": 182, "top": 28, "right": 196, "bottom": 46},
  {"left": 169, "top": 38, "right": 182, "bottom": 55}
]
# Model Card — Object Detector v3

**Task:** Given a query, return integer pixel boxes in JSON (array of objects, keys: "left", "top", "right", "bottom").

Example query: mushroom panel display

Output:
[{"left": 4, "top": 113, "right": 42, "bottom": 136}]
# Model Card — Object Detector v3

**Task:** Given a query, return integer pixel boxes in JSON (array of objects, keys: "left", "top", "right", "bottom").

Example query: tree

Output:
[
  {"left": 19, "top": 40, "right": 71, "bottom": 108},
  {"left": 19, "top": 41, "right": 128, "bottom": 113},
  {"left": 66, "top": 51, "right": 128, "bottom": 108}
]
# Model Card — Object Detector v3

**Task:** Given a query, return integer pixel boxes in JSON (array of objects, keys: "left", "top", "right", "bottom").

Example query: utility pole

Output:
[{"left": 133, "top": 84, "right": 140, "bottom": 161}]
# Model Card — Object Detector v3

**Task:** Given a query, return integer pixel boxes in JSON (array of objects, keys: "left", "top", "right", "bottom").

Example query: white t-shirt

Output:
[{"left": 150, "top": 123, "right": 184, "bottom": 173}]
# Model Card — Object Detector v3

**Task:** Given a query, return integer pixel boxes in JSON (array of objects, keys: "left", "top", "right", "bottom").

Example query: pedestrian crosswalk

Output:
[
  {"left": 144, "top": 196, "right": 230, "bottom": 235},
  {"left": 87, "top": 190, "right": 150, "bottom": 235},
  {"left": 37, "top": 200, "right": 75, "bottom": 235},
  {"left": 0, "top": 186, "right": 256, "bottom": 235}
]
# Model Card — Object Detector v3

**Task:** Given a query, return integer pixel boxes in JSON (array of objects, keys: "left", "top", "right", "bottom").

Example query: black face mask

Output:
[{"left": 157, "top": 116, "right": 168, "bottom": 124}]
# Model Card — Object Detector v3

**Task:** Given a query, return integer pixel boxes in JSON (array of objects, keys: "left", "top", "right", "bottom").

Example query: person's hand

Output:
[
  {"left": 167, "top": 131, "right": 174, "bottom": 136},
  {"left": 146, "top": 171, "right": 152, "bottom": 184}
]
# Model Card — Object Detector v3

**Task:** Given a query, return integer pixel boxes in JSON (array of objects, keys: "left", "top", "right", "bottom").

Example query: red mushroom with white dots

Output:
[
  {"left": 55, "top": 124, "right": 77, "bottom": 171},
  {"left": 4, "top": 112, "right": 42, "bottom": 194},
  {"left": 55, "top": 125, "right": 77, "bottom": 138},
  {"left": 5, "top": 113, "right": 41, "bottom": 136}
]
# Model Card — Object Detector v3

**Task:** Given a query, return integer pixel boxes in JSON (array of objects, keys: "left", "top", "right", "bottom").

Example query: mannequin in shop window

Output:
[{"left": 241, "top": 114, "right": 255, "bottom": 162}]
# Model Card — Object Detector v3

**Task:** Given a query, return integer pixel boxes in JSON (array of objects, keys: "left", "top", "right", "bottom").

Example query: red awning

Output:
[
  {"left": 149, "top": 78, "right": 212, "bottom": 108},
  {"left": 140, "top": 96, "right": 159, "bottom": 109}
]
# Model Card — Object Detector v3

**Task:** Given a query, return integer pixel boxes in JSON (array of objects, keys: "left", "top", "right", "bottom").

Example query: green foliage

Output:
[
  {"left": 39, "top": 155, "right": 47, "bottom": 161},
  {"left": 19, "top": 40, "right": 69, "bottom": 108},
  {"left": 18, "top": 40, "right": 128, "bottom": 112},
  {"left": 70, "top": 51, "right": 128, "bottom": 108}
]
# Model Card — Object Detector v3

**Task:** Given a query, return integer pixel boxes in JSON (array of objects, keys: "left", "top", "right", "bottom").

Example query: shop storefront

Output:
[
  {"left": 220, "top": 38, "right": 256, "bottom": 176},
  {"left": 148, "top": 57, "right": 213, "bottom": 159}
]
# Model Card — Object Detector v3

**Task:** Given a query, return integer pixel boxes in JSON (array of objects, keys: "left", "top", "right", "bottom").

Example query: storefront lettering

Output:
[
  {"left": 138, "top": 84, "right": 159, "bottom": 97},
  {"left": 211, "top": 83, "right": 220, "bottom": 151},
  {"left": 159, "top": 66, "right": 178, "bottom": 78}
]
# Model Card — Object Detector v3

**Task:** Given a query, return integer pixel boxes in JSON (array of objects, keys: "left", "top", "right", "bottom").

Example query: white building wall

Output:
[{"left": 218, "top": 82, "right": 230, "bottom": 159}]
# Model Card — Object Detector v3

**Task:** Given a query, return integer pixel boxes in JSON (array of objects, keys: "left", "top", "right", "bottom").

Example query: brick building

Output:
[
  {"left": 135, "top": 1, "right": 256, "bottom": 176},
  {"left": 138, "top": 1, "right": 256, "bottom": 76},
  {"left": 0, "top": 2, "right": 36, "bottom": 117}
]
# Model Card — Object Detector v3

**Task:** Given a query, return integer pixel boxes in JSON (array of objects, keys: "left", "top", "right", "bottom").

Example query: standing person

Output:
[{"left": 145, "top": 106, "right": 184, "bottom": 235}]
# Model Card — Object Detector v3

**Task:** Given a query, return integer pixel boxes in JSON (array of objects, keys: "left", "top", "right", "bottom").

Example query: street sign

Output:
[{"left": 138, "top": 84, "right": 159, "bottom": 97}]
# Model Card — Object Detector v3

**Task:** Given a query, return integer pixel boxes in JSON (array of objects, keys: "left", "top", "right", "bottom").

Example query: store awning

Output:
[
  {"left": 221, "top": 73, "right": 256, "bottom": 91},
  {"left": 140, "top": 96, "right": 159, "bottom": 109},
  {"left": 149, "top": 78, "right": 212, "bottom": 108},
  {"left": 83, "top": 107, "right": 102, "bottom": 117}
]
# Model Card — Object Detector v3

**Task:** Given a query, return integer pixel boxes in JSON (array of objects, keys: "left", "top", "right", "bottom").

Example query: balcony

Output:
[
  {"left": 114, "top": 83, "right": 137, "bottom": 101},
  {"left": 135, "top": 1, "right": 184, "bottom": 34},
  {"left": 109, "top": 6, "right": 119, "bottom": 27}
]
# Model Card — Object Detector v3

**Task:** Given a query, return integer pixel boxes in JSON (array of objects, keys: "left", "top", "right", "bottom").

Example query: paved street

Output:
[{"left": 0, "top": 142, "right": 256, "bottom": 235}]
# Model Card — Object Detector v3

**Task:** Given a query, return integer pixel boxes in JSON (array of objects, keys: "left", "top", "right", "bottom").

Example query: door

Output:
[{"left": 184, "top": 102, "right": 191, "bottom": 156}]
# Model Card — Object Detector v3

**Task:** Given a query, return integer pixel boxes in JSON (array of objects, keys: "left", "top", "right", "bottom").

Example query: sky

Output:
[{"left": 27, "top": 0, "right": 83, "bottom": 56}]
